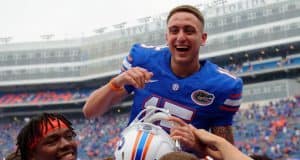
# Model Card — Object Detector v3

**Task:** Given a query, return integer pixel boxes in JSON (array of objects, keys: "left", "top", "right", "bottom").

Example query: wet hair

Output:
[
  {"left": 159, "top": 151, "right": 198, "bottom": 160},
  {"left": 16, "top": 112, "right": 75, "bottom": 160},
  {"left": 167, "top": 5, "right": 205, "bottom": 27}
]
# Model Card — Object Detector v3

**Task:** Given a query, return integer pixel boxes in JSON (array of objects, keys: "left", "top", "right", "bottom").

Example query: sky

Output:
[{"left": 0, "top": 0, "right": 204, "bottom": 42}]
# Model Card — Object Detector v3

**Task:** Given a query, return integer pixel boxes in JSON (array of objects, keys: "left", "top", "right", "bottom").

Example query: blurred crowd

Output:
[
  {"left": 0, "top": 97, "right": 299, "bottom": 160},
  {"left": 234, "top": 97, "right": 300, "bottom": 159},
  {"left": 0, "top": 88, "right": 93, "bottom": 106}
]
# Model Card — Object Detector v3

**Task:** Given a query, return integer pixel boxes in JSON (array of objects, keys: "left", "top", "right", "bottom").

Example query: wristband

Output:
[{"left": 109, "top": 78, "right": 123, "bottom": 92}]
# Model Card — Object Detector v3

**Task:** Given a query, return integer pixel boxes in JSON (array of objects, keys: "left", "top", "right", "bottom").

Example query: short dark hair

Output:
[
  {"left": 16, "top": 113, "right": 75, "bottom": 160},
  {"left": 250, "top": 154, "right": 272, "bottom": 160},
  {"left": 167, "top": 5, "right": 205, "bottom": 26},
  {"left": 159, "top": 151, "right": 198, "bottom": 160}
]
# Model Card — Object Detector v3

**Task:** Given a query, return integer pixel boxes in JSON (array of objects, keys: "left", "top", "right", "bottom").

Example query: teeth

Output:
[
  {"left": 176, "top": 46, "right": 188, "bottom": 49},
  {"left": 176, "top": 46, "right": 189, "bottom": 52},
  {"left": 60, "top": 153, "right": 75, "bottom": 160}
]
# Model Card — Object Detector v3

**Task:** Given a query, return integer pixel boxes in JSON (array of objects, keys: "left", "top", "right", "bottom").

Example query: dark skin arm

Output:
[{"left": 211, "top": 126, "right": 234, "bottom": 144}]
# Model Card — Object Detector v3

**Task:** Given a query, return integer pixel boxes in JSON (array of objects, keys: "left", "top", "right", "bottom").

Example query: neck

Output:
[{"left": 171, "top": 61, "right": 200, "bottom": 78}]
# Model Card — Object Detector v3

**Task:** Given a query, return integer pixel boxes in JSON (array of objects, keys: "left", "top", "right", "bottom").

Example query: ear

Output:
[
  {"left": 200, "top": 32, "right": 207, "bottom": 46},
  {"left": 165, "top": 32, "right": 168, "bottom": 42}
]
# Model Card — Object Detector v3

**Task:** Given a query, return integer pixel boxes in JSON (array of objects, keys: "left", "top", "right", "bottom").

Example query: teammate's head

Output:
[
  {"left": 165, "top": 5, "right": 207, "bottom": 70},
  {"left": 159, "top": 151, "right": 198, "bottom": 160},
  {"left": 16, "top": 113, "right": 77, "bottom": 160}
]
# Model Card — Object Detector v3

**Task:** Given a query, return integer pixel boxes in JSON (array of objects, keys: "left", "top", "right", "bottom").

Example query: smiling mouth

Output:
[
  {"left": 58, "top": 152, "right": 76, "bottom": 160},
  {"left": 175, "top": 46, "right": 190, "bottom": 52}
]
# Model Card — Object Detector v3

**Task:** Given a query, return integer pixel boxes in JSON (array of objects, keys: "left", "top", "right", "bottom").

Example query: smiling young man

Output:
[
  {"left": 83, "top": 4, "right": 243, "bottom": 157},
  {"left": 16, "top": 113, "right": 77, "bottom": 160}
]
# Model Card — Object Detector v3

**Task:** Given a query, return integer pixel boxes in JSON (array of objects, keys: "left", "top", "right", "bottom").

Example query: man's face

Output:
[
  {"left": 166, "top": 12, "right": 207, "bottom": 65},
  {"left": 30, "top": 128, "right": 77, "bottom": 160}
]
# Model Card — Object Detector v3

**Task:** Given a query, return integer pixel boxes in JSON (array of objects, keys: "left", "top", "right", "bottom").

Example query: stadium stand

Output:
[
  {"left": 234, "top": 97, "right": 300, "bottom": 159},
  {"left": 0, "top": 88, "right": 93, "bottom": 107},
  {"left": 0, "top": 0, "right": 300, "bottom": 159},
  {"left": 0, "top": 97, "right": 299, "bottom": 159}
]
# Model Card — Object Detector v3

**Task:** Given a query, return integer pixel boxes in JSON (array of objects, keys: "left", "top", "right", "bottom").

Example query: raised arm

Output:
[
  {"left": 82, "top": 67, "right": 153, "bottom": 118},
  {"left": 82, "top": 79, "right": 128, "bottom": 118}
]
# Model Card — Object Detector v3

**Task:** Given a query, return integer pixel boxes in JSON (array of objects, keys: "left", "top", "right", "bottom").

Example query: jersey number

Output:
[{"left": 144, "top": 96, "right": 195, "bottom": 128}]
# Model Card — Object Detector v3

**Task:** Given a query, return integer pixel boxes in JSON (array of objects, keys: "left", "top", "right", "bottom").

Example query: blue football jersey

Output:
[{"left": 121, "top": 43, "right": 243, "bottom": 130}]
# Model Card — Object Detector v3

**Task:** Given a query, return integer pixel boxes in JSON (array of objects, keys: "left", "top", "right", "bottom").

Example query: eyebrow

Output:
[{"left": 43, "top": 129, "right": 73, "bottom": 140}]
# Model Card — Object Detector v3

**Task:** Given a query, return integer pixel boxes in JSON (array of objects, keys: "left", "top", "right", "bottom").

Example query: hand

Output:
[
  {"left": 190, "top": 126, "right": 223, "bottom": 160},
  {"left": 191, "top": 126, "right": 253, "bottom": 160},
  {"left": 190, "top": 127, "right": 220, "bottom": 146},
  {"left": 112, "top": 67, "right": 153, "bottom": 89},
  {"left": 168, "top": 117, "right": 223, "bottom": 159},
  {"left": 167, "top": 116, "right": 203, "bottom": 155}
]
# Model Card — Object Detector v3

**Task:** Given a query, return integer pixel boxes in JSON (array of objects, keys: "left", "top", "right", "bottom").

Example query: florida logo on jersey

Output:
[{"left": 191, "top": 89, "right": 215, "bottom": 106}]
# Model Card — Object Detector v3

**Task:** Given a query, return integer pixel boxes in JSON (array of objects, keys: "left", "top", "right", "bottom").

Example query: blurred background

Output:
[{"left": 0, "top": 0, "right": 299, "bottom": 159}]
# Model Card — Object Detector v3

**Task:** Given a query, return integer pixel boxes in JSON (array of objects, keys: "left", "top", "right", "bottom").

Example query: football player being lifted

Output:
[{"left": 83, "top": 4, "right": 243, "bottom": 158}]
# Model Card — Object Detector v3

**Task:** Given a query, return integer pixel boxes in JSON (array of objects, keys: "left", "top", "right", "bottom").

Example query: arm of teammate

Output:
[
  {"left": 82, "top": 67, "right": 153, "bottom": 118},
  {"left": 190, "top": 126, "right": 253, "bottom": 160}
]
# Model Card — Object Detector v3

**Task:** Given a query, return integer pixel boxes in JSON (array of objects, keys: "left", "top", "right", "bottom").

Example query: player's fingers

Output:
[
  {"left": 123, "top": 74, "right": 139, "bottom": 88},
  {"left": 170, "top": 124, "right": 194, "bottom": 141},
  {"left": 170, "top": 126, "right": 194, "bottom": 144},
  {"left": 126, "top": 69, "right": 145, "bottom": 88},
  {"left": 128, "top": 67, "right": 153, "bottom": 88},
  {"left": 144, "top": 71, "right": 153, "bottom": 82},
  {"left": 119, "top": 70, "right": 141, "bottom": 88},
  {"left": 171, "top": 135, "right": 190, "bottom": 144},
  {"left": 171, "top": 134, "right": 194, "bottom": 149},
  {"left": 188, "top": 124, "right": 198, "bottom": 134},
  {"left": 170, "top": 127, "right": 187, "bottom": 137},
  {"left": 134, "top": 67, "right": 153, "bottom": 84},
  {"left": 170, "top": 135, "right": 181, "bottom": 141},
  {"left": 130, "top": 68, "right": 145, "bottom": 87}
]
